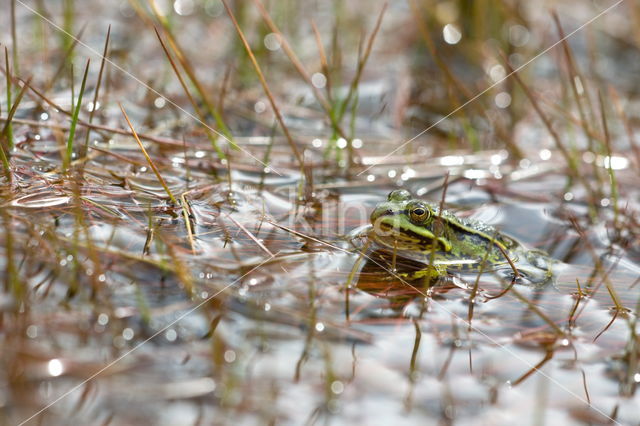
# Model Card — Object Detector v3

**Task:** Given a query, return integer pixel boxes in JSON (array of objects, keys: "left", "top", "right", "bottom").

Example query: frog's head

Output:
[{"left": 370, "top": 190, "right": 452, "bottom": 252}]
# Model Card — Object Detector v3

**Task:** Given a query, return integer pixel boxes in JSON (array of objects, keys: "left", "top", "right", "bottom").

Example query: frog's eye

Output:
[
  {"left": 388, "top": 189, "right": 411, "bottom": 201},
  {"left": 409, "top": 203, "right": 430, "bottom": 223}
]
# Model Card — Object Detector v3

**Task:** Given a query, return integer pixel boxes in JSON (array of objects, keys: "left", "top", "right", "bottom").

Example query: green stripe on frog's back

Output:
[{"left": 433, "top": 206, "right": 515, "bottom": 261}]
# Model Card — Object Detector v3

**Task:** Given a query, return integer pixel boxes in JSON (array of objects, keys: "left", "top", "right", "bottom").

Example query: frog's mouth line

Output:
[{"left": 375, "top": 221, "right": 449, "bottom": 251}]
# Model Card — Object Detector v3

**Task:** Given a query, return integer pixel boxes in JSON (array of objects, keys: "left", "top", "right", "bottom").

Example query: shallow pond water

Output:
[
  {"left": 3, "top": 140, "right": 639, "bottom": 425},
  {"left": 2, "top": 1, "right": 640, "bottom": 425}
]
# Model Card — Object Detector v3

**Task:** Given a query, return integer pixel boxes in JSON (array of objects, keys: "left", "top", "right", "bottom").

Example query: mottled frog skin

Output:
[{"left": 369, "top": 190, "right": 554, "bottom": 284}]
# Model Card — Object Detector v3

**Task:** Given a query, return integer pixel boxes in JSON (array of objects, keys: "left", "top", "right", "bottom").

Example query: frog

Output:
[{"left": 368, "top": 189, "right": 555, "bottom": 285}]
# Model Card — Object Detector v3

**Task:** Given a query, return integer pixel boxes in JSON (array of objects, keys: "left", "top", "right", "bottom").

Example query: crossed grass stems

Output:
[{"left": 0, "top": 0, "right": 636, "bottom": 424}]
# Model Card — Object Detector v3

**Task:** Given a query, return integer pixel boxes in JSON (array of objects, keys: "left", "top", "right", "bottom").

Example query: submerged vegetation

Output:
[{"left": 1, "top": 0, "right": 640, "bottom": 424}]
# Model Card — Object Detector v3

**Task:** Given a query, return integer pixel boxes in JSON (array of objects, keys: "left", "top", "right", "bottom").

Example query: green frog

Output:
[{"left": 368, "top": 189, "right": 554, "bottom": 285}]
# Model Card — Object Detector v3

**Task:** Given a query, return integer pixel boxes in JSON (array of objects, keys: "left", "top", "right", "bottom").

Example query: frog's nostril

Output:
[{"left": 386, "top": 209, "right": 393, "bottom": 215}]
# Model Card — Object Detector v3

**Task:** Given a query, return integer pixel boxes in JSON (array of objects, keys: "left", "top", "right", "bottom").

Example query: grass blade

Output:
[
  {"left": 82, "top": 25, "right": 111, "bottom": 157},
  {"left": 119, "top": 103, "right": 178, "bottom": 205},
  {"left": 221, "top": 0, "right": 307, "bottom": 183},
  {"left": 4, "top": 47, "right": 13, "bottom": 149},
  {"left": 65, "top": 59, "right": 90, "bottom": 170}
]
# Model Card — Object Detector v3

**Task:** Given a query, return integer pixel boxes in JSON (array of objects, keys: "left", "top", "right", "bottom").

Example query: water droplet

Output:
[
  {"left": 165, "top": 329, "right": 177, "bottom": 342},
  {"left": 509, "top": 25, "right": 530, "bottom": 47},
  {"left": 539, "top": 149, "right": 551, "bottom": 161},
  {"left": 495, "top": 92, "right": 511, "bottom": 108},
  {"left": 48, "top": 359, "right": 63, "bottom": 377},
  {"left": 488, "top": 64, "right": 506, "bottom": 82},
  {"left": 443, "top": 24, "right": 462, "bottom": 44},
  {"left": 315, "top": 322, "right": 325, "bottom": 332},
  {"left": 603, "top": 155, "right": 628, "bottom": 170},
  {"left": 254, "top": 101, "right": 266, "bottom": 114},
  {"left": 264, "top": 32, "right": 282, "bottom": 51},
  {"left": 174, "top": 0, "right": 194, "bottom": 15},
  {"left": 311, "top": 72, "right": 327, "bottom": 89},
  {"left": 330, "top": 380, "right": 344, "bottom": 394},
  {"left": 97, "top": 313, "right": 109, "bottom": 325},
  {"left": 86, "top": 101, "right": 100, "bottom": 112},
  {"left": 224, "top": 350, "right": 236, "bottom": 363},
  {"left": 122, "top": 328, "right": 134, "bottom": 340},
  {"left": 440, "top": 155, "right": 464, "bottom": 166},
  {"left": 26, "top": 325, "right": 38, "bottom": 338}
]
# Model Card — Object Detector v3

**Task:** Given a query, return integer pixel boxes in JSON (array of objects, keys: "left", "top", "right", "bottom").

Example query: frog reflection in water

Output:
[{"left": 368, "top": 189, "right": 555, "bottom": 285}]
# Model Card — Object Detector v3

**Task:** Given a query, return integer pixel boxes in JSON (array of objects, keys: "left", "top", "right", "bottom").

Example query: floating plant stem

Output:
[
  {"left": 512, "top": 349, "right": 554, "bottom": 386},
  {"left": 508, "top": 286, "right": 564, "bottom": 335},
  {"left": 179, "top": 194, "right": 196, "bottom": 254},
  {"left": 567, "top": 279, "right": 584, "bottom": 329},
  {"left": 65, "top": 59, "right": 90, "bottom": 171},
  {"left": 119, "top": 103, "right": 178, "bottom": 205},
  {"left": 408, "top": 319, "right": 421, "bottom": 380},
  {"left": 258, "top": 123, "right": 277, "bottom": 193}
]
